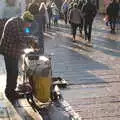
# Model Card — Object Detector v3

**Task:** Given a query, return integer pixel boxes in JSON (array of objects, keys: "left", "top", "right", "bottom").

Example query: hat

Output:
[{"left": 23, "top": 11, "right": 34, "bottom": 22}]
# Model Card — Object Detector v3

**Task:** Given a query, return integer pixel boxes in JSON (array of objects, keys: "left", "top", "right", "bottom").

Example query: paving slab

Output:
[{"left": 44, "top": 15, "right": 120, "bottom": 119}]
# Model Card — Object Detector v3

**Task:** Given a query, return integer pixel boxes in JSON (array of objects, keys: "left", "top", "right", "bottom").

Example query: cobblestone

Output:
[{"left": 44, "top": 16, "right": 120, "bottom": 119}]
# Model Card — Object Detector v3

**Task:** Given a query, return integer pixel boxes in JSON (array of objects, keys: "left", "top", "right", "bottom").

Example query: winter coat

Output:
[
  {"left": 107, "top": 2, "right": 119, "bottom": 18},
  {"left": 51, "top": 5, "right": 59, "bottom": 16},
  {"left": 82, "top": 2, "right": 97, "bottom": 21},
  {"left": 69, "top": 8, "right": 82, "bottom": 24}
]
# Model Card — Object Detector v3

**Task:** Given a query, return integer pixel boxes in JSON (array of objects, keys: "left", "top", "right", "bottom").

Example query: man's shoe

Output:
[
  {"left": 84, "top": 35, "right": 88, "bottom": 40},
  {"left": 80, "top": 32, "right": 83, "bottom": 38},
  {"left": 72, "top": 37, "right": 76, "bottom": 42},
  {"left": 87, "top": 41, "right": 92, "bottom": 47}
]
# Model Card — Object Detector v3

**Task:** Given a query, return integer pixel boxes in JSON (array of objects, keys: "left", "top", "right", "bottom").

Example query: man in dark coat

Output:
[
  {"left": 107, "top": 0, "right": 119, "bottom": 33},
  {"left": 82, "top": 0, "right": 97, "bottom": 45},
  {"left": 0, "top": 11, "right": 34, "bottom": 101}
]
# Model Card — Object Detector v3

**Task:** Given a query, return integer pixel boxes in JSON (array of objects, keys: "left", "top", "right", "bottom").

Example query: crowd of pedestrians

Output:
[
  {"left": 61, "top": 0, "right": 119, "bottom": 44},
  {"left": 61, "top": 0, "right": 97, "bottom": 45}
]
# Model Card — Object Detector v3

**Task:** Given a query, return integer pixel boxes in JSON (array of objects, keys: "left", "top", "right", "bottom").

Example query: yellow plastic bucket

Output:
[{"left": 32, "top": 76, "right": 52, "bottom": 103}]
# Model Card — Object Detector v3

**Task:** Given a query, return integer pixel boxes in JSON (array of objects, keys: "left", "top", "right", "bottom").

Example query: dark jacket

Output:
[
  {"left": 82, "top": 2, "right": 97, "bottom": 21},
  {"left": 69, "top": 8, "right": 82, "bottom": 24},
  {"left": 0, "top": 17, "right": 31, "bottom": 58},
  {"left": 107, "top": 2, "right": 119, "bottom": 18},
  {"left": 78, "top": 1, "right": 84, "bottom": 10}
]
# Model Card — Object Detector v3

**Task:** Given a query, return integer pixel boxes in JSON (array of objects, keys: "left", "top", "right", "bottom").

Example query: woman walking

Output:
[{"left": 69, "top": 3, "right": 82, "bottom": 42}]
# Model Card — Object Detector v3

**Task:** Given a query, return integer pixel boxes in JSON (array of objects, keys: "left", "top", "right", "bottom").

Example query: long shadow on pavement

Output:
[
  {"left": 93, "top": 36, "right": 120, "bottom": 57},
  {"left": 50, "top": 47, "right": 109, "bottom": 85}
]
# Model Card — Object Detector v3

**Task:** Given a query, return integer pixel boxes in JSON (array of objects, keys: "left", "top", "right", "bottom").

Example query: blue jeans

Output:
[{"left": 110, "top": 17, "right": 117, "bottom": 32}]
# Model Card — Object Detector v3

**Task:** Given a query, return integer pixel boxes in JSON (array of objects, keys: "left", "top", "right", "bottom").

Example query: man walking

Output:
[
  {"left": 107, "top": 0, "right": 119, "bottom": 33},
  {"left": 82, "top": 0, "right": 97, "bottom": 45},
  {"left": 61, "top": 0, "right": 69, "bottom": 24}
]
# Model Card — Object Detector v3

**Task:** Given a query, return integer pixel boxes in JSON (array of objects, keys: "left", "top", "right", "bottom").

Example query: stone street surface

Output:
[
  {"left": 0, "top": 15, "right": 120, "bottom": 119},
  {"left": 44, "top": 15, "right": 120, "bottom": 120}
]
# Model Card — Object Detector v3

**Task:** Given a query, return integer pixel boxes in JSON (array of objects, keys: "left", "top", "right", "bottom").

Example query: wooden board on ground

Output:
[
  {"left": 0, "top": 92, "right": 43, "bottom": 120},
  {"left": 14, "top": 99, "right": 43, "bottom": 120}
]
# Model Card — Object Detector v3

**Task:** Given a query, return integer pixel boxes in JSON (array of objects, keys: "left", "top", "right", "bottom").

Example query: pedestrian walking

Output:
[
  {"left": 28, "top": 2, "right": 48, "bottom": 54},
  {"left": 82, "top": 0, "right": 97, "bottom": 45},
  {"left": 69, "top": 3, "right": 82, "bottom": 42},
  {"left": 38, "top": 2, "right": 49, "bottom": 53},
  {"left": 78, "top": 0, "right": 84, "bottom": 37},
  {"left": 51, "top": 2, "right": 59, "bottom": 25},
  {"left": 0, "top": 11, "right": 35, "bottom": 102},
  {"left": 61, "top": 0, "right": 69, "bottom": 24},
  {"left": 47, "top": 1, "right": 53, "bottom": 28},
  {"left": 39, "top": 2, "right": 49, "bottom": 32},
  {"left": 106, "top": 0, "right": 119, "bottom": 33}
]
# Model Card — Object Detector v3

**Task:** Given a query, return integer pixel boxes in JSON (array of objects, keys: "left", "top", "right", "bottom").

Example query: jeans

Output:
[
  {"left": 110, "top": 17, "right": 117, "bottom": 32},
  {"left": 4, "top": 55, "right": 18, "bottom": 93},
  {"left": 84, "top": 18, "right": 93, "bottom": 41},
  {"left": 71, "top": 23, "right": 82, "bottom": 39},
  {"left": 64, "top": 11, "right": 68, "bottom": 24}
]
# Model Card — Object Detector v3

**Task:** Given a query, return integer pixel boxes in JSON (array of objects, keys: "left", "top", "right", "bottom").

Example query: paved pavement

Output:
[{"left": 44, "top": 15, "right": 120, "bottom": 120}]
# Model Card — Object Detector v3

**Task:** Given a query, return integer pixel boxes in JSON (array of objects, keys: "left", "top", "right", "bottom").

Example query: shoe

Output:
[
  {"left": 72, "top": 40, "right": 76, "bottom": 42},
  {"left": 110, "top": 30, "right": 116, "bottom": 34},
  {"left": 110, "top": 30, "right": 113, "bottom": 33},
  {"left": 112, "top": 30, "right": 116, "bottom": 34},
  {"left": 87, "top": 41, "right": 92, "bottom": 46},
  {"left": 72, "top": 37, "right": 76, "bottom": 42},
  {"left": 84, "top": 35, "right": 88, "bottom": 40},
  {"left": 80, "top": 32, "right": 83, "bottom": 38}
]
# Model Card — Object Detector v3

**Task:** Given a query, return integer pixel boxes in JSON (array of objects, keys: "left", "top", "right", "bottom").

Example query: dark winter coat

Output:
[
  {"left": 107, "top": 2, "right": 119, "bottom": 18},
  {"left": 82, "top": 2, "right": 97, "bottom": 22}
]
